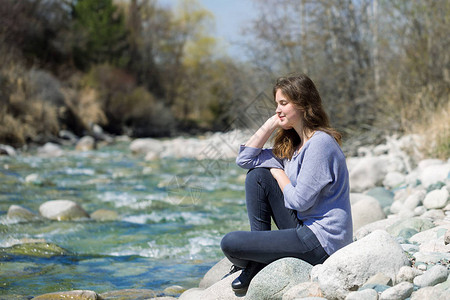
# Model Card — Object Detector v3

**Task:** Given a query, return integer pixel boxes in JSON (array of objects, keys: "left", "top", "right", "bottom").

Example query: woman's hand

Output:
[
  {"left": 270, "top": 168, "right": 290, "bottom": 191},
  {"left": 243, "top": 114, "right": 281, "bottom": 148}
]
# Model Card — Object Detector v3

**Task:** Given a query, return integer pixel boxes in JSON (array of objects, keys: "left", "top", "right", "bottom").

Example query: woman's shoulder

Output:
[{"left": 309, "top": 131, "right": 344, "bottom": 155}]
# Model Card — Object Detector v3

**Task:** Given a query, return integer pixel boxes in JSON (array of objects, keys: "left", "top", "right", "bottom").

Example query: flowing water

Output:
[{"left": 0, "top": 141, "right": 250, "bottom": 297}]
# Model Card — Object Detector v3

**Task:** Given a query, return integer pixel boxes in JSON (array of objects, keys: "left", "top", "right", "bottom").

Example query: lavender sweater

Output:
[{"left": 236, "top": 131, "right": 353, "bottom": 255}]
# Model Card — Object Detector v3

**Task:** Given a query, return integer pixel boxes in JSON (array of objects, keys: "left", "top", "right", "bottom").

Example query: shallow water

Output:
[{"left": 0, "top": 141, "right": 249, "bottom": 297}]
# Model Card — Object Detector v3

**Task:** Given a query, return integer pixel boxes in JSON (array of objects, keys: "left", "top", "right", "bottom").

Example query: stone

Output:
[
  {"left": 90, "top": 209, "right": 119, "bottom": 221},
  {"left": 409, "top": 225, "right": 450, "bottom": 245},
  {"left": 410, "top": 285, "right": 450, "bottom": 300},
  {"left": 403, "top": 190, "right": 426, "bottom": 211},
  {"left": 39, "top": 200, "right": 90, "bottom": 221},
  {"left": 75, "top": 136, "right": 96, "bottom": 151},
  {"left": 383, "top": 171, "right": 406, "bottom": 189},
  {"left": 25, "top": 173, "right": 41, "bottom": 185},
  {"left": 385, "top": 217, "right": 435, "bottom": 237},
  {"left": 199, "top": 257, "right": 233, "bottom": 289},
  {"left": 364, "top": 272, "right": 393, "bottom": 286},
  {"left": 130, "top": 138, "right": 164, "bottom": 155},
  {"left": 354, "top": 217, "right": 401, "bottom": 240},
  {"left": 7, "top": 205, "right": 39, "bottom": 222},
  {"left": 351, "top": 195, "right": 386, "bottom": 231},
  {"left": 99, "top": 289, "right": 157, "bottom": 299},
  {"left": 379, "top": 281, "right": 414, "bottom": 300},
  {"left": 344, "top": 289, "right": 377, "bottom": 300},
  {"left": 359, "top": 283, "right": 390, "bottom": 293},
  {"left": 0, "top": 242, "right": 70, "bottom": 258},
  {"left": 179, "top": 272, "right": 242, "bottom": 300},
  {"left": 0, "top": 144, "right": 17, "bottom": 156},
  {"left": 163, "top": 285, "right": 185, "bottom": 296},
  {"left": 413, "top": 252, "right": 450, "bottom": 265},
  {"left": 413, "top": 206, "right": 427, "bottom": 216},
  {"left": 246, "top": 258, "right": 313, "bottom": 300},
  {"left": 37, "top": 142, "right": 63, "bottom": 157},
  {"left": 413, "top": 265, "right": 449, "bottom": 288},
  {"left": 396, "top": 266, "right": 423, "bottom": 283},
  {"left": 32, "top": 290, "right": 99, "bottom": 300},
  {"left": 418, "top": 161, "right": 450, "bottom": 188},
  {"left": 349, "top": 156, "right": 389, "bottom": 192},
  {"left": 445, "top": 229, "right": 450, "bottom": 245},
  {"left": 423, "top": 187, "right": 449, "bottom": 209},
  {"left": 420, "top": 209, "right": 445, "bottom": 220},
  {"left": 397, "top": 228, "right": 418, "bottom": 241},
  {"left": 366, "top": 187, "right": 394, "bottom": 209},
  {"left": 310, "top": 230, "right": 410, "bottom": 300},
  {"left": 281, "top": 282, "right": 322, "bottom": 300}
]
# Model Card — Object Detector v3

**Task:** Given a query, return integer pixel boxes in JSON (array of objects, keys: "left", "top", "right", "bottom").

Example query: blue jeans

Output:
[{"left": 221, "top": 168, "right": 329, "bottom": 268}]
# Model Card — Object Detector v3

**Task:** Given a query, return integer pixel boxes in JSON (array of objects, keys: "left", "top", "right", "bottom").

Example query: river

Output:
[{"left": 0, "top": 140, "right": 249, "bottom": 297}]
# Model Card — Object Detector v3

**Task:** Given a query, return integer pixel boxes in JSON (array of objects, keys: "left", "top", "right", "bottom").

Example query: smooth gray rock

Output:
[
  {"left": 0, "top": 144, "right": 17, "bottom": 156},
  {"left": 396, "top": 266, "right": 423, "bottom": 284},
  {"left": 37, "top": 142, "right": 63, "bottom": 157},
  {"left": 423, "top": 187, "right": 449, "bottom": 209},
  {"left": 413, "top": 252, "right": 450, "bottom": 265},
  {"left": 311, "top": 230, "right": 410, "bottom": 300},
  {"left": 32, "top": 290, "right": 99, "bottom": 300},
  {"left": 418, "top": 161, "right": 450, "bottom": 188},
  {"left": 246, "top": 258, "right": 313, "bottom": 300},
  {"left": 39, "top": 200, "right": 89, "bottom": 221},
  {"left": 199, "top": 257, "right": 233, "bottom": 289},
  {"left": 99, "top": 289, "right": 157, "bottom": 299},
  {"left": 90, "top": 209, "right": 119, "bottom": 221},
  {"left": 75, "top": 136, "right": 96, "bottom": 151},
  {"left": 364, "top": 272, "right": 393, "bottom": 286},
  {"left": 351, "top": 195, "right": 386, "bottom": 232},
  {"left": 281, "top": 282, "right": 322, "bottom": 300},
  {"left": 349, "top": 156, "right": 389, "bottom": 192},
  {"left": 413, "top": 265, "right": 449, "bottom": 288},
  {"left": 344, "top": 289, "right": 378, "bottom": 300},
  {"left": 354, "top": 217, "right": 401, "bottom": 240},
  {"left": 385, "top": 217, "right": 435, "bottom": 237},
  {"left": 366, "top": 187, "right": 394, "bottom": 209},
  {"left": 403, "top": 190, "right": 426, "bottom": 211},
  {"left": 410, "top": 285, "right": 450, "bottom": 300},
  {"left": 179, "top": 272, "right": 242, "bottom": 300},
  {"left": 383, "top": 171, "right": 406, "bottom": 189},
  {"left": 379, "top": 281, "right": 413, "bottom": 300},
  {"left": 7, "top": 205, "right": 39, "bottom": 222}
]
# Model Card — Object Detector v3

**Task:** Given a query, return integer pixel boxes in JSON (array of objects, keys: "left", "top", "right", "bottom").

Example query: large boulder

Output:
[
  {"left": 310, "top": 230, "right": 410, "bottom": 300},
  {"left": 246, "top": 258, "right": 313, "bottom": 300},
  {"left": 199, "top": 257, "right": 233, "bottom": 289},
  {"left": 178, "top": 271, "right": 241, "bottom": 300},
  {"left": 39, "top": 200, "right": 89, "bottom": 221}
]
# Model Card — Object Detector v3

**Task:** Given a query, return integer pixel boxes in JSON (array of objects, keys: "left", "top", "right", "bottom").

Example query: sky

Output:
[{"left": 158, "top": 0, "right": 257, "bottom": 58}]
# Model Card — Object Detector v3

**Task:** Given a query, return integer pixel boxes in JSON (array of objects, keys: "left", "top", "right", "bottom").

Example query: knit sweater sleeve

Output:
[{"left": 235, "top": 145, "right": 284, "bottom": 169}]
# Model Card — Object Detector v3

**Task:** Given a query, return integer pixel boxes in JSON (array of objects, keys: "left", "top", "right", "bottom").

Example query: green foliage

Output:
[{"left": 73, "top": 0, "right": 129, "bottom": 69}]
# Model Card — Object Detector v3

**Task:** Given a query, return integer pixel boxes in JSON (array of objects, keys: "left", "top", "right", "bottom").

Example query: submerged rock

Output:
[
  {"left": 39, "top": 200, "right": 89, "bottom": 221},
  {"left": 99, "top": 289, "right": 157, "bottom": 299},
  {"left": 0, "top": 242, "right": 70, "bottom": 258},
  {"left": 7, "top": 205, "right": 40, "bottom": 222},
  {"left": 90, "top": 209, "right": 118, "bottom": 221},
  {"left": 32, "top": 290, "right": 99, "bottom": 299}
]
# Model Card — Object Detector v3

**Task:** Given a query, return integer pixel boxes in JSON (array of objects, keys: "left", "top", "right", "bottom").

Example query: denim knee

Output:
[{"left": 246, "top": 168, "right": 271, "bottom": 186}]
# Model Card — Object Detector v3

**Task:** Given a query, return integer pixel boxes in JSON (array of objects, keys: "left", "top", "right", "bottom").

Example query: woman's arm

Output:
[
  {"left": 244, "top": 114, "right": 280, "bottom": 148},
  {"left": 270, "top": 168, "right": 290, "bottom": 191}
]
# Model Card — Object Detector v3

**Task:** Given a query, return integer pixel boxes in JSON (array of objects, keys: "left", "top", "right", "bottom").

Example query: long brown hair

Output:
[{"left": 272, "top": 74, "right": 342, "bottom": 159}]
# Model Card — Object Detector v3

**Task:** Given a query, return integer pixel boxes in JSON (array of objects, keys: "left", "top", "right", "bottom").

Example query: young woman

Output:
[{"left": 220, "top": 74, "right": 353, "bottom": 293}]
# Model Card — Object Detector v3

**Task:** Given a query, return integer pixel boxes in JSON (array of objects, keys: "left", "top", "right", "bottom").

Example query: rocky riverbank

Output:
[{"left": 1, "top": 130, "right": 449, "bottom": 299}]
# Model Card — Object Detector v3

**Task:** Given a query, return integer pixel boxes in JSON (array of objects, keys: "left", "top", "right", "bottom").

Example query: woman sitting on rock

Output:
[{"left": 221, "top": 73, "right": 353, "bottom": 293}]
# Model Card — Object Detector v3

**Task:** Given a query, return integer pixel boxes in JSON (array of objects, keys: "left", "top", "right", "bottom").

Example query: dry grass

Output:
[{"left": 408, "top": 101, "right": 450, "bottom": 160}]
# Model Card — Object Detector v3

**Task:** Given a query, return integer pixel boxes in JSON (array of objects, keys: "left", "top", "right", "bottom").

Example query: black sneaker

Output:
[
  {"left": 222, "top": 265, "right": 243, "bottom": 279},
  {"left": 231, "top": 262, "right": 264, "bottom": 293}
]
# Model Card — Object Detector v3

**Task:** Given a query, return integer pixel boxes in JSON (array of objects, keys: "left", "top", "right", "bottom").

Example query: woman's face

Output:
[{"left": 275, "top": 89, "right": 302, "bottom": 130}]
